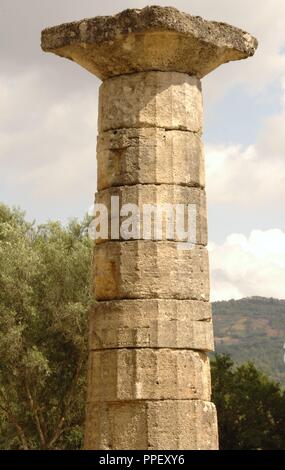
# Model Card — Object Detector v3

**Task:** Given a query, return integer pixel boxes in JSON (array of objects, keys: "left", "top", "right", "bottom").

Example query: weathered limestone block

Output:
[
  {"left": 92, "top": 298, "right": 212, "bottom": 322},
  {"left": 84, "top": 400, "right": 218, "bottom": 450},
  {"left": 42, "top": 6, "right": 258, "bottom": 80},
  {"left": 87, "top": 349, "right": 211, "bottom": 402},
  {"left": 98, "top": 72, "right": 203, "bottom": 133},
  {"left": 90, "top": 300, "right": 214, "bottom": 351},
  {"left": 95, "top": 184, "right": 207, "bottom": 245},
  {"left": 97, "top": 128, "right": 205, "bottom": 190},
  {"left": 94, "top": 241, "right": 209, "bottom": 301}
]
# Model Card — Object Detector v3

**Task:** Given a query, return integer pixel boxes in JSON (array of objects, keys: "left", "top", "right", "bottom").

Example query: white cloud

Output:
[
  {"left": 206, "top": 76, "right": 285, "bottom": 206},
  {"left": 209, "top": 229, "right": 285, "bottom": 301},
  {"left": 206, "top": 143, "right": 285, "bottom": 205},
  {"left": 256, "top": 80, "right": 285, "bottom": 160},
  {"left": 0, "top": 70, "right": 98, "bottom": 221}
]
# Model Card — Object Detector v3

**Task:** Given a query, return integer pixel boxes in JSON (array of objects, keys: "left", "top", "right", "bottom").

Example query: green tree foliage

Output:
[
  {"left": 0, "top": 204, "right": 93, "bottom": 449},
  {"left": 212, "top": 354, "right": 285, "bottom": 450}
]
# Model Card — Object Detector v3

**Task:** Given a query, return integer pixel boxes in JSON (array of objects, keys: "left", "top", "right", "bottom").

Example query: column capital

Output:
[{"left": 41, "top": 5, "right": 258, "bottom": 80}]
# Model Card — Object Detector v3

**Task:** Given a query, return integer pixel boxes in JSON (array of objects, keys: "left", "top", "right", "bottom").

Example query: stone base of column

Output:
[{"left": 84, "top": 400, "right": 218, "bottom": 450}]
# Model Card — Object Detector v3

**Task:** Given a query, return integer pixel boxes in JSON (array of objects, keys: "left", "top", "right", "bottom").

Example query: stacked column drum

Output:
[{"left": 85, "top": 71, "right": 218, "bottom": 450}]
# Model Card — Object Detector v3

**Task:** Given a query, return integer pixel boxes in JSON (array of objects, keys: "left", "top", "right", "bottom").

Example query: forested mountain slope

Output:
[{"left": 212, "top": 297, "right": 285, "bottom": 385}]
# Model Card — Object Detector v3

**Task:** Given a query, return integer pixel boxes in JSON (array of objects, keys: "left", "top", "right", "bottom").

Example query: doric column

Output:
[{"left": 42, "top": 6, "right": 257, "bottom": 450}]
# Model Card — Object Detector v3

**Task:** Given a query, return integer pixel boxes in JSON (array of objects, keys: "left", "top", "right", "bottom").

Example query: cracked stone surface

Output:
[
  {"left": 84, "top": 400, "right": 218, "bottom": 450},
  {"left": 99, "top": 72, "right": 203, "bottom": 133},
  {"left": 89, "top": 299, "right": 214, "bottom": 351},
  {"left": 97, "top": 128, "right": 205, "bottom": 190},
  {"left": 87, "top": 349, "right": 211, "bottom": 402},
  {"left": 41, "top": 5, "right": 258, "bottom": 80},
  {"left": 95, "top": 184, "right": 207, "bottom": 245},
  {"left": 94, "top": 241, "right": 209, "bottom": 301}
]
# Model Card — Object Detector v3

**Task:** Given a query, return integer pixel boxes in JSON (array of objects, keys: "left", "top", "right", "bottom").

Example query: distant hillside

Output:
[{"left": 212, "top": 297, "right": 285, "bottom": 386}]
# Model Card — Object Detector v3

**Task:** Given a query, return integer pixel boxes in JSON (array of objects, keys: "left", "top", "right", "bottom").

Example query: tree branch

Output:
[
  {"left": 47, "top": 352, "right": 85, "bottom": 449},
  {"left": 25, "top": 379, "right": 47, "bottom": 449},
  {"left": 0, "top": 391, "right": 29, "bottom": 450}
]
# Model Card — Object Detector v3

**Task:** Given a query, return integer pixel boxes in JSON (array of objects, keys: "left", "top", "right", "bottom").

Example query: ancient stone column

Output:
[{"left": 41, "top": 6, "right": 257, "bottom": 450}]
